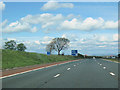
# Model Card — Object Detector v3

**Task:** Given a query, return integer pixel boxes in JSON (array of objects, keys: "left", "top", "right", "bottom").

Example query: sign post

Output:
[
  {"left": 47, "top": 52, "right": 51, "bottom": 55},
  {"left": 71, "top": 50, "right": 78, "bottom": 56}
]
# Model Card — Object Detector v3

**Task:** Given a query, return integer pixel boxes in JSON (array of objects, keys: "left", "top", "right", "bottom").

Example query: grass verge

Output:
[
  {"left": 2, "top": 49, "right": 80, "bottom": 69},
  {"left": 103, "top": 58, "right": 120, "bottom": 63}
]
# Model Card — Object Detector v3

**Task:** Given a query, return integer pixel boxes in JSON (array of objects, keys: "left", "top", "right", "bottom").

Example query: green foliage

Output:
[
  {"left": 17, "top": 43, "right": 27, "bottom": 51},
  {"left": 4, "top": 40, "right": 16, "bottom": 50},
  {"left": 77, "top": 53, "right": 84, "bottom": 58},
  {"left": 2, "top": 49, "right": 80, "bottom": 69},
  {"left": 4, "top": 40, "right": 27, "bottom": 52}
]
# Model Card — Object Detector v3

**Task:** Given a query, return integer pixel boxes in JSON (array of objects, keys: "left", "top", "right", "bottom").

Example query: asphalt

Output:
[{"left": 2, "top": 59, "right": 119, "bottom": 88}]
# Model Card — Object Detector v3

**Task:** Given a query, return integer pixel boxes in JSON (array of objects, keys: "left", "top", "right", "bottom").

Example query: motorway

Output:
[{"left": 2, "top": 59, "right": 119, "bottom": 88}]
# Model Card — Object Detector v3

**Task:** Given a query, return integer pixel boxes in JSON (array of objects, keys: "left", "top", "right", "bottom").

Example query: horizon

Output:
[{"left": 1, "top": 1, "right": 118, "bottom": 56}]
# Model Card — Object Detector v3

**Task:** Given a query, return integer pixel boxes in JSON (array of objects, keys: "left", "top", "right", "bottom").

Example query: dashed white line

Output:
[
  {"left": 54, "top": 74, "right": 60, "bottom": 77},
  {"left": 103, "top": 67, "right": 106, "bottom": 69},
  {"left": 67, "top": 68, "right": 71, "bottom": 70},
  {"left": 109, "top": 72, "right": 115, "bottom": 76}
]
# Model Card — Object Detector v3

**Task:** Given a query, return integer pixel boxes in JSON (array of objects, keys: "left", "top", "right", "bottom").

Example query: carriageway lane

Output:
[
  {"left": 2, "top": 59, "right": 82, "bottom": 88},
  {"left": 41, "top": 59, "right": 118, "bottom": 88},
  {"left": 2, "top": 59, "right": 118, "bottom": 88}
]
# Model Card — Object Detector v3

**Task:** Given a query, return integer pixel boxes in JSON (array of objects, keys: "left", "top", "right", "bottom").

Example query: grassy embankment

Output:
[{"left": 2, "top": 49, "right": 80, "bottom": 69}]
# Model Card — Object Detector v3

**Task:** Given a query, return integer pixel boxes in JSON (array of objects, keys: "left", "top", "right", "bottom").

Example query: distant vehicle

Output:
[{"left": 93, "top": 57, "right": 95, "bottom": 59}]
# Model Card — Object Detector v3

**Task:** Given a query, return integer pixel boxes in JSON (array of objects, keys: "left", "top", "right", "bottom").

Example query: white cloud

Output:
[
  {"left": 99, "top": 36, "right": 108, "bottom": 42},
  {"left": 98, "top": 45, "right": 106, "bottom": 48},
  {"left": 35, "top": 40, "right": 40, "bottom": 44},
  {"left": 7, "top": 38, "right": 16, "bottom": 41},
  {"left": 2, "top": 20, "right": 38, "bottom": 33},
  {"left": 103, "top": 21, "right": 118, "bottom": 29},
  {"left": 60, "top": 17, "right": 118, "bottom": 31},
  {"left": 42, "top": 22, "right": 54, "bottom": 28},
  {"left": 21, "top": 13, "right": 64, "bottom": 25},
  {"left": 31, "top": 27, "right": 37, "bottom": 32},
  {"left": 2, "top": 32, "right": 118, "bottom": 55},
  {"left": 2, "top": 13, "right": 64, "bottom": 33},
  {"left": 2, "top": 13, "right": 118, "bottom": 33},
  {"left": 113, "top": 34, "right": 118, "bottom": 41},
  {"left": 41, "top": 1, "right": 74, "bottom": 11},
  {"left": 0, "top": 1, "right": 5, "bottom": 11}
]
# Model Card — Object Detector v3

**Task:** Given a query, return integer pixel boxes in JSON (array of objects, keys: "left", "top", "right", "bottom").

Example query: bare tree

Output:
[
  {"left": 46, "top": 42, "right": 55, "bottom": 54},
  {"left": 46, "top": 38, "right": 70, "bottom": 55}
]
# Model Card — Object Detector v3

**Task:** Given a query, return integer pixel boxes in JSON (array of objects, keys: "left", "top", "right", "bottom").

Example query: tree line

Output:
[
  {"left": 3, "top": 37, "right": 70, "bottom": 55},
  {"left": 4, "top": 40, "right": 27, "bottom": 51}
]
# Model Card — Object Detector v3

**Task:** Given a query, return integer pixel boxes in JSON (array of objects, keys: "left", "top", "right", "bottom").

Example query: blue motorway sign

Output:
[
  {"left": 71, "top": 50, "right": 78, "bottom": 56},
  {"left": 47, "top": 52, "right": 51, "bottom": 55}
]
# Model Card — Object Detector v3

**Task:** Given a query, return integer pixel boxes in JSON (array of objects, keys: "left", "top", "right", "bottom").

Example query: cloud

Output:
[
  {"left": 41, "top": 1, "right": 74, "bottom": 11},
  {"left": 21, "top": 13, "right": 64, "bottom": 25},
  {"left": 60, "top": 17, "right": 118, "bottom": 31},
  {"left": 0, "top": 1, "right": 5, "bottom": 11},
  {"left": 35, "top": 40, "right": 40, "bottom": 44},
  {"left": 2, "top": 33, "right": 118, "bottom": 55},
  {"left": 113, "top": 34, "right": 118, "bottom": 41},
  {"left": 98, "top": 36, "right": 108, "bottom": 42},
  {"left": 2, "top": 13, "right": 64, "bottom": 33},
  {"left": 1, "top": 13, "right": 118, "bottom": 33},
  {"left": 2, "top": 21, "right": 38, "bottom": 33}
]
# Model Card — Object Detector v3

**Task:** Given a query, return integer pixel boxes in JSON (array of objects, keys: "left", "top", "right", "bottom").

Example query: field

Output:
[{"left": 2, "top": 49, "right": 80, "bottom": 69}]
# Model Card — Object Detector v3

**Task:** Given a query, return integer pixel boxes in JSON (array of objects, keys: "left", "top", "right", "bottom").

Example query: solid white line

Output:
[
  {"left": 110, "top": 72, "right": 115, "bottom": 76},
  {"left": 1, "top": 60, "right": 81, "bottom": 79},
  {"left": 1, "top": 64, "right": 57, "bottom": 79},
  {"left": 67, "top": 68, "right": 71, "bottom": 70},
  {"left": 103, "top": 67, "right": 106, "bottom": 69},
  {"left": 54, "top": 74, "right": 60, "bottom": 77}
]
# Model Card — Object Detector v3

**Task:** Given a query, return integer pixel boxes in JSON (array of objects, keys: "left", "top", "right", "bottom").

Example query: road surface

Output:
[{"left": 2, "top": 59, "right": 119, "bottom": 88}]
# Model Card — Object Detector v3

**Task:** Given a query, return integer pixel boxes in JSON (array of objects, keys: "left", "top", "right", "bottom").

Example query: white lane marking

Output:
[
  {"left": 74, "top": 65, "right": 76, "bottom": 66},
  {"left": 109, "top": 72, "right": 115, "bottom": 76},
  {"left": 54, "top": 74, "right": 60, "bottom": 77},
  {"left": 67, "top": 68, "right": 71, "bottom": 70},
  {"left": 1, "top": 60, "right": 81, "bottom": 79},
  {"left": 103, "top": 67, "right": 106, "bottom": 69}
]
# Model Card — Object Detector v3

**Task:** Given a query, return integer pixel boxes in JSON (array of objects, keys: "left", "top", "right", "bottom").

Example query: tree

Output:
[
  {"left": 4, "top": 40, "right": 16, "bottom": 50},
  {"left": 46, "top": 42, "right": 55, "bottom": 54},
  {"left": 47, "top": 38, "right": 70, "bottom": 55},
  {"left": 17, "top": 43, "right": 27, "bottom": 51},
  {"left": 78, "top": 53, "right": 84, "bottom": 58}
]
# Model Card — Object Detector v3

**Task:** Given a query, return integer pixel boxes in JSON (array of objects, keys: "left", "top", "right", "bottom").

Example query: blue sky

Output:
[{"left": 0, "top": 1, "right": 118, "bottom": 56}]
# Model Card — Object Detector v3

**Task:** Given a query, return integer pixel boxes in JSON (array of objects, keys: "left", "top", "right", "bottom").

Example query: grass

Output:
[
  {"left": 2, "top": 49, "right": 80, "bottom": 69},
  {"left": 103, "top": 58, "right": 120, "bottom": 63}
]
